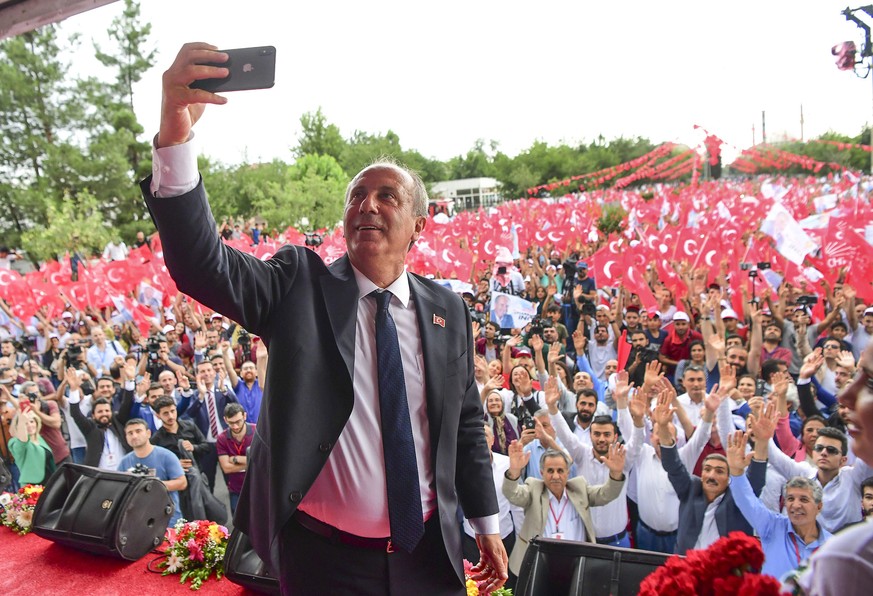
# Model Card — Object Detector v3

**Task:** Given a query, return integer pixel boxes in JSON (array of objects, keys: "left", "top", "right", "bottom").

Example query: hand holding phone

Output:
[{"left": 190, "top": 46, "right": 276, "bottom": 93}]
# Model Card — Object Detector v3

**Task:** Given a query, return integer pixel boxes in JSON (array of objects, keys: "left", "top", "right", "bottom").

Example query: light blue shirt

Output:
[
  {"left": 730, "top": 470, "right": 832, "bottom": 580},
  {"left": 524, "top": 438, "right": 577, "bottom": 480}
]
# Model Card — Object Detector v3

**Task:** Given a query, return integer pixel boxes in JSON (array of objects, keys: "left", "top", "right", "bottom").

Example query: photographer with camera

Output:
[
  {"left": 12, "top": 380, "right": 70, "bottom": 467},
  {"left": 489, "top": 248, "right": 525, "bottom": 297},
  {"left": 233, "top": 329, "right": 255, "bottom": 369},
  {"left": 85, "top": 327, "right": 126, "bottom": 378}
]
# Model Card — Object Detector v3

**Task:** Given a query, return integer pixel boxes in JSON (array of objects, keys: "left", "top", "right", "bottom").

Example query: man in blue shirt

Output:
[
  {"left": 118, "top": 418, "right": 188, "bottom": 526},
  {"left": 726, "top": 426, "right": 832, "bottom": 581},
  {"left": 224, "top": 357, "right": 262, "bottom": 423}
]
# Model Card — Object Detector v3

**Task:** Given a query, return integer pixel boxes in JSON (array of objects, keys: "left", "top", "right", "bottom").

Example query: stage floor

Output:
[{"left": 0, "top": 529, "right": 250, "bottom": 595}]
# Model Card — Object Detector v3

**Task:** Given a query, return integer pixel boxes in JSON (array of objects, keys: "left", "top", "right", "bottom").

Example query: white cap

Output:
[
  {"left": 49, "top": 333, "right": 59, "bottom": 339},
  {"left": 864, "top": 307, "right": 873, "bottom": 317},
  {"left": 721, "top": 309, "right": 739, "bottom": 320},
  {"left": 62, "top": 311, "right": 73, "bottom": 318},
  {"left": 161, "top": 325, "right": 175, "bottom": 334},
  {"left": 673, "top": 311, "right": 690, "bottom": 322}
]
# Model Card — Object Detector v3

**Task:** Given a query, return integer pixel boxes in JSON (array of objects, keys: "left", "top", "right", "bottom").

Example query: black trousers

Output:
[
  {"left": 279, "top": 513, "right": 464, "bottom": 596},
  {"left": 195, "top": 442, "right": 218, "bottom": 492}
]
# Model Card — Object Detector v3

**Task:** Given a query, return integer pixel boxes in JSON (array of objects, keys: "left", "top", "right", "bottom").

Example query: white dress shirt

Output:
[
  {"left": 152, "top": 137, "right": 498, "bottom": 538},
  {"left": 544, "top": 490, "right": 586, "bottom": 542},
  {"left": 694, "top": 493, "right": 725, "bottom": 549}
]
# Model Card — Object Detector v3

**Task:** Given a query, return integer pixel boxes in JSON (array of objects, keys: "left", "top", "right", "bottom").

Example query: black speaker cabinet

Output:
[
  {"left": 32, "top": 463, "right": 173, "bottom": 561},
  {"left": 223, "top": 528, "right": 280, "bottom": 594},
  {"left": 515, "top": 538, "right": 672, "bottom": 596}
]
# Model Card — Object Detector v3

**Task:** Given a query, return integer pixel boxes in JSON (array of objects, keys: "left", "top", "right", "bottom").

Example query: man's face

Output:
[
  {"left": 863, "top": 486, "right": 873, "bottom": 517},
  {"left": 723, "top": 317, "right": 738, "bottom": 331},
  {"left": 487, "top": 359, "right": 503, "bottom": 378},
  {"left": 835, "top": 366, "right": 853, "bottom": 390},
  {"left": 762, "top": 324, "right": 780, "bottom": 343},
  {"left": 785, "top": 486, "right": 821, "bottom": 528},
  {"left": 573, "top": 372, "right": 593, "bottom": 392},
  {"left": 543, "top": 327, "right": 558, "bottom": 344},
  {"left": 91, "top": 328, "right": 105, "bottom": 344},
  {"left": 158, "top": 405, "right": 177, "bottom": 427},
  {"left": 590, "top": 422, "right": 615, "bottom": 456},
  {"left": 225, "top": 412, "right": 247, "bottom": 434},
  {"left": 822, "top": 340, "right": 841, "bottom": 360},
  {"left": 158, "top": 371, "right": 177, "bottom": 393},
  {"left": 576, "top": 266, "right": 588, "bottom": 280},
  {"left": 673, "top": 320, "right": 689, "bottom": 336},
  {"left": 646, "top": 316, "right": 661, "bottom": 332},
  {"left": 625, "top": 311, "right": 640, "bottom": 328},
  {"left": 594, "top": 310, "right": 609, "bottom": 326},
  {"left": 726, "top": 347, "right": 748, "bottom": 371},
  {"left": 814, "top": 436, "right": 846, "bottom": 473},
  {"left": 864, "top": 314, "right": 873, "bottom": 333},
  {"left": 240, "top": 362, "right": 257, "bottom": 382},
  {"left": 683, "top": 371, "right": 706, "bottom": 399},
  {"left": 93, "top": 404, "right": 112, "bottom": 425},
  {"left": 197, "top": 362, "right": 216, "bottom": 385},
  {"left": 542, "top": 456, "right": 569, "bottom": 498},
  {"left": 0, "top": 341, "right": 13, "bottom": 356},
  {"left": 594, "top": 326, "right": 609, "bottom": 345},
  {"left": 95, "top": 379, "right": 115, "bottom": 399},
  {"left": 146, "top": 388, "right": 163, "bottom": 406},
  {"left": 205, "top": 330, "right": 220, "bottom": 347},
  {"left": 630, "top": 332, "right": 648, "bottom": 348},
  {"left": 738, "top": 377, "right": 756, "bottom": 399},
  {"left": 536, "top": 415, "right": 557, "bottom": 439},
  {"left": 604, "top": 360, "right": 618, "bottom": 377},
  {"left": 700, "top": 457, "right": 730, "bottom": 501},
  {"left": 493, "top": 296, "right": 509, "bottom": 319},
  {"left": 576, "top": 395, "right": 597, "bottom": 423},
  {"left": 831, "top": 326, "right": 848, "bottom": 341},
  {"left": 343, "top": 165, "right": 426, "bottom": 273},
  {"left": 484, "top": 323, "right": 498, "bottom": 339},
  {"left": 125, "top": 423, "right": 151, "bottom": 449}
]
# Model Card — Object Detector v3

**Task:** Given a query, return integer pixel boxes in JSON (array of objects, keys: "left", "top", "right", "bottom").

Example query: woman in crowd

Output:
[
  {"left": 483, "top": 390, "right": 518, "bottom": 456},
  {"left": 7, "top": 410, "right": 54, "bottom": 485}
]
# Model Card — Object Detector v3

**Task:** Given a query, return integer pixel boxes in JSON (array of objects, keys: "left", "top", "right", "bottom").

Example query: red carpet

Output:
[{"left": 0, "top": 528, "right": 251, "bottom": 595}]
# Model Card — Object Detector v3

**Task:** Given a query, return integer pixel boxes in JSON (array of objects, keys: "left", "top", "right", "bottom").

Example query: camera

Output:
[
  {"left": 528, "top": 317, "right": 544, "bottom": 338},
  {"left": 238, "top": 330, "right": 252, "bottom": 345},
  {"left": 146, "top": 336, "right": 162, "bottom": 358},
  {"left": 796, "top": 295, "right": 819, "bottom": 306},
  {"left": 25, "top": 391, "right": 39, "bottom": 403},
  {"left": 580, "top": 302, "right": 597, "bottom": 317},
  {"left": 497, "top": 266, "right": 507, "bottom": 275},
  {"left": 304, "top": 232, "right": 323, "bottom": 247}
]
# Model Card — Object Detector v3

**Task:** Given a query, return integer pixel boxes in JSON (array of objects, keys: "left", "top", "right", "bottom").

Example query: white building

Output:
[{"left": 430, "top": 177, "right": 502, "bottom": 211}]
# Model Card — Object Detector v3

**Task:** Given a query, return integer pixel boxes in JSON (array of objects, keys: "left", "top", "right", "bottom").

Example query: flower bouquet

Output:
[
  {"left": 0, "top": 484, "right": 44, "bottom": 535},
  {"left": 463, "top": 559, "right": 513, "bottom": 596},
  {"left": 638, "top": 532, "right": 783, "bottom": 596},
  {"left": 159, "top": 519, "right": 229, "bottom": 590}
]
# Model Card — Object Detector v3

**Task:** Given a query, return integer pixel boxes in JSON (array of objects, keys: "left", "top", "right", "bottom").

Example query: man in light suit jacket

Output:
[
  {"left": 141, "top": 43, "right": 507, "bottom": 595},
  {"left": 502, "top": 440, "right": 626, "bottom": 577}
]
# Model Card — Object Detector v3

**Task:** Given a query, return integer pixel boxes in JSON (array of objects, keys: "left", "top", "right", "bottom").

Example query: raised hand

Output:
[
  {"left": 799, "top": 349, "right": 825, "bottom": 379},
  {"left": 726, "top": 430, "right": 750, "bottom": 475},
  {"left": 749, "top": 400, "right": 778, "bottom": 443},
  {"left": 770, "top": 370, "right": 789, "bottom": 398},
  {"left": 703, "top": 384, "right": 727, "bottom": 413},
  {"left": 572, "top": 328, "right": 587, "bottom": 353},
  {"left": 544, "top": 376, "right": 561, "bottom": 413},
  {"left": 507, "top": 440, "right": 530, "bottom": 477},
  {"left": 176, "top": 369, "right": 191, "bottom": 391},
  {"left": 643, "top": 360, "right": 663, "bottom": 387},
  {"left": 707, "top": 333, "right": 726, "bottom": 354},
  {"left": 600, "top": 442, "right": 627, "bottom": 478},
  {"left": 529, "top": 334, "right": 544, "bottom": 352},
  {"left": 718, "top": 360, "right": 737, "bottom": 391},
  {"left": 547, "top": 341, "right": 563, "bottom": 364},
  {"left": 838, "top": 350, "right": 857, "bottom": 371},
  {"left": 136, "top": 373, "right": 151, "bottom": 397},
  {"left": 471, "top": 320, "right": 481, "bottom": 339},
  {"left": 651, "top": 389, "right": 675, "bottom": 427},
  {"left": 194, "top": 330, "right": 207, "bottom": 350},
  {"left": 122, "top": 359, "right": 137, "bottom": 383},
  {"left": 613, "top": 370, "right": 631, "bottom": 410},
  {"left": 66, "top": 367, "right": 82, "bottom": 391}
]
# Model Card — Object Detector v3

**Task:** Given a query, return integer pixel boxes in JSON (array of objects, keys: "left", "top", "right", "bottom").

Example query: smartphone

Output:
[{"left": 190, "top": 46, "right": 276, "bottom": 93}]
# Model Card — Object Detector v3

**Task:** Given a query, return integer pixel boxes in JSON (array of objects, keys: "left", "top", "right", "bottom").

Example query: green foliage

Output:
[
  {"left": 596, "top": 203, "right": 628, "bottom": 237},
  {"left": 20, "top": 190, "right": 111, "bottom": 261},
  {"left": 295, "top": 107, "right": 346, "bottom": 161}
]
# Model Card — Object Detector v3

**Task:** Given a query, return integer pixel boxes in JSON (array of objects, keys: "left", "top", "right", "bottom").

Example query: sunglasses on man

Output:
[{"left": 813, "top": 444, "right": 841, "bottom": 456}]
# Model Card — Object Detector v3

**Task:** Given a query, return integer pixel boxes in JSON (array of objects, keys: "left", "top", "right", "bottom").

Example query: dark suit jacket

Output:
[
  {"left": 143, "top": 179, "right": 497, "bottom": 579},
  {"left": 661, "top": 443, "right": 765, "bottom": 554},
  {"left": 183, "top": 388, "right": 237, "bottom": 438},
  {"left": 69, "top": 389, "right": 133, "bottom": 468}
]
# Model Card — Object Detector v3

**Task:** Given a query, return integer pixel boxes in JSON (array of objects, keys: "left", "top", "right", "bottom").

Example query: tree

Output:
[
  {"left": 20, "top": 190, "right": 111, "bottom": 262},
  {"left": 294, "top": 108, "right": 346, "bottom": 162}
]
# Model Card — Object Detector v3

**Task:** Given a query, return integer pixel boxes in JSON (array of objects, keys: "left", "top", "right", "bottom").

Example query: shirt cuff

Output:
[
  {"left": 150, "top": 133, "right": 199, "bottom": 197},
  {"left": 68, "top": 389, "right": 80, "bottom": 404},
  {"left": 796, "top": 377, "right": 811, "bottom": 386},
  {"left": 124, "top": 380, "right": 135, "bottom": 391},
  {"left": 468, "top": 514, "right": 500, "bottom": 536}
]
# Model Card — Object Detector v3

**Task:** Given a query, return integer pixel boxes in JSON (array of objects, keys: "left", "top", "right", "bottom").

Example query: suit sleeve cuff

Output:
[
  {"left": 150, "top": 133, "right": 199, "bottom": 197},
  {"left": 468, "top": 514, "right": 500, "bottom": 536}
]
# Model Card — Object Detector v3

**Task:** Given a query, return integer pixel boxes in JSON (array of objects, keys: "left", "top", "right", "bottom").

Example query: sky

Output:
[{"left": 54, "top": 0, "right": 873, "bottom": 169}]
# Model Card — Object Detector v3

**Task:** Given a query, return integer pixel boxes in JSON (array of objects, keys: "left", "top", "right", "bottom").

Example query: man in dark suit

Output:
[
  {"left": 653, "top": 392, "right": 763, "bottom": 553},
  {"left": 140, "top": 43, "right": 506, "bottom": 595}
]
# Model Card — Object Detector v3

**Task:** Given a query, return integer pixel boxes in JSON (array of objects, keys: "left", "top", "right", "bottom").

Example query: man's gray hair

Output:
[
  {"left": 345, "top": 157, "right": 429, "bottom": 218},
  {"left": 782, "top": 476, "right": 823, "bottom": 504},
  {"left": 539, "top": 448, "right": 571, "bottom": 471},
  {"left": 533, "top": 408, "right": 550, "bottom": 419}
]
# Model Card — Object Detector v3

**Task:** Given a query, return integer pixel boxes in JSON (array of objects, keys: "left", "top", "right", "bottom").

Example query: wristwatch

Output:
[{"left": 231, "top": 456, "right": 238, "bottom": 465}]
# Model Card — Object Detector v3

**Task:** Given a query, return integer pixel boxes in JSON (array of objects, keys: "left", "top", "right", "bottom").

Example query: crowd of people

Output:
[
  {"left": 2, "top": 213, "right": 873, "bottom": 588},
  {"left": 0, "top": 294, "right": 263, "bottom": 525}
]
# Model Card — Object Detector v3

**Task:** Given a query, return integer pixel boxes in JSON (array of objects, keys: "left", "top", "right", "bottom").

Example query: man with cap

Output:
[
  {"left": 660, "top": 312, "right": 702, "bottom": 382},
  {"left": 852, "top": 306, "right": 873, "bottom": 360},
  {"left": 720, "top": 309, "right": 747, "bottom": 343},
  {"left": 644, "top": 309, "right": 668, "bottom": 351}
]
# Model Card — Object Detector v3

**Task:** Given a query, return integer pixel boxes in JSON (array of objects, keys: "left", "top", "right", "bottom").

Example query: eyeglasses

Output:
[
  {"left": 813, "top": 444, "right": 841, "bottom": 456},
  {"left": 824, "top": 344, "right": 840, "bottom": 350}
]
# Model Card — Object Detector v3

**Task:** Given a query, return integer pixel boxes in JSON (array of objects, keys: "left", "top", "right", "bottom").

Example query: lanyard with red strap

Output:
[
  {"left": 789, "top": 533, "right": 819, "bottom": 566},
  {"left": 549, "top": 498, "right": 569, "bottom": 533}
]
